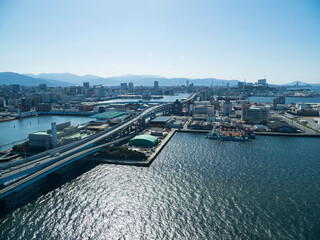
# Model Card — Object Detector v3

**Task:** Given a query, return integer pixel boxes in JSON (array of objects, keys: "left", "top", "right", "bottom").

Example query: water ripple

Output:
[{"left": 1, "top": 133, "right": 320, "bottom": 239}]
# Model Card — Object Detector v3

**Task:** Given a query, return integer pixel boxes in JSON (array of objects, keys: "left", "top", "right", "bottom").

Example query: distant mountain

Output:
[
  {"left": 28, "top": 73, "right": 239, "bottom": 86},
  {"left": 0, "top": 72, "right": 240, "bottom": 87},
  {"left": 88, "top": 75, "right": 165, "bottom": 86},
  {"left": 284, "top": 81, "right": 312, "bottom": 87},
  {"left": 0, "top": 72, "right": 72, "bottom": 87},
  {"left": 26, "top": 73, "right": 101, "bottom": 84},
  {"left": 6, "top": 72, "right": 319, "bottom": 88},
  {"left": 102, "top": 76, "right": 239, "bottom": 86}
]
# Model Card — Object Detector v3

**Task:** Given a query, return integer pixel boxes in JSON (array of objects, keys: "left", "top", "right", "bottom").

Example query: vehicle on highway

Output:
[{"left": 51, "top": 152, "right": 60, "bottom": 157}]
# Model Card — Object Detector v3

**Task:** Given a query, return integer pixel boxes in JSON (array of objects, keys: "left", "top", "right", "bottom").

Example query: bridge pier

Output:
[
  {"left": 138, "top": 117, "right": 146, "bottom": 131},
  {"left": 135, "top": 123, "right": 139, "bottom": 133}
]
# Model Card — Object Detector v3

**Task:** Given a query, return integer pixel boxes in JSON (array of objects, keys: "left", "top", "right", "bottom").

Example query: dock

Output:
[
  {"left": 95, "top": 130, "right": 177, "bottom": 167},
  {"left": 176, "top": 129, "right": 320, "bottom": 137},
  {"left": 93, "top": 128, "right": 320, "bottom": 168},
  {"left": 254, "top": 132, "right": 320, "bottom": 137}
]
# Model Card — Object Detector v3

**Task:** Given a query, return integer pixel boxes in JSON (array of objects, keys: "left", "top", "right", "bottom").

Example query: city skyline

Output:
[{"left": 0, "top": 0, "right": 320, "bottom": 84}]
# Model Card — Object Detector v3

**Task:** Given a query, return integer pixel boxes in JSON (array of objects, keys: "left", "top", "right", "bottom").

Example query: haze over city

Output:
[{"left": 0, "top": 0, "right": 319, "bottom": 84}]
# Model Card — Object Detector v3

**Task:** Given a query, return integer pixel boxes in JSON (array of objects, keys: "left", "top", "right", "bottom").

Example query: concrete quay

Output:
[
  {"left": 101, "top": 126, "right": 320, "bottom": 168},
  {"left": 254, "top": 132, "right": 320, "bottom": 137},
  {"left": 95, "top": 130, "right": 177, "bottom": 167},
  {"left": 177, "top": 129, "right": 210, "bottom": 133},
  {"left": 177, "top": 129, "right": 320, "bottom": 137}
]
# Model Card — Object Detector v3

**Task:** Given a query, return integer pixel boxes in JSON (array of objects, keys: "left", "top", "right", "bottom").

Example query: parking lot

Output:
[{"left": 296, "top": 117, "right": 320, "bottom": 132}]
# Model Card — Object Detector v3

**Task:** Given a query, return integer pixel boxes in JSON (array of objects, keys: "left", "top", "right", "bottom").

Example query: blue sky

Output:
[{"left": 0, "top": 0, "right": 319, "bottom": 84}]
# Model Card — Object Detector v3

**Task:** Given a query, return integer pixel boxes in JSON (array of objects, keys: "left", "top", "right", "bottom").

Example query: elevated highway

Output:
[{"left": 0, "top": 92, "right": 198, "bottom": 199}]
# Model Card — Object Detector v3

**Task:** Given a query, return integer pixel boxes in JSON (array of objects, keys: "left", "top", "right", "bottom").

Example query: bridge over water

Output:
[{"left": 0, "top": 93, "right": 198, "bottom": 200}]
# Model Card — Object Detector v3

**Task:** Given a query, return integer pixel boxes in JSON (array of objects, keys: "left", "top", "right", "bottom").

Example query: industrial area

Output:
[{"left": 0, "top": 78, "right": 320, "bottom": 207}]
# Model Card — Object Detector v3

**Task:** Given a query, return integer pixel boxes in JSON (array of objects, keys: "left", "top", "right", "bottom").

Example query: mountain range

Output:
[
  {"left": 0, "top": 72, "right": 72, "bottom": 87},
  {"left": 1, "top": 72, "right": 240, "bottom": 87},
  {"left": 27, "top": 73, "right": 242, "bottom": 87},
  {"left": 0, "top": 72, "right": 318, "bottom": 87}
]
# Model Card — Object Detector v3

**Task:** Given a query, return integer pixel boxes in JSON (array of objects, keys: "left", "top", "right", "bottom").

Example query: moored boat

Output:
[{"left": 207, "top": 127, "right": 254, "bottom": 142}]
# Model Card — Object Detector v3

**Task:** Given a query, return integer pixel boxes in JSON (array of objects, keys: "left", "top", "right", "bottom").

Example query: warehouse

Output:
[
  {"left": 149, "top": 116, "right": 175, "bottom": 127},
  {"left": 129, "top": 135, "right": 158, "bottom": 147},
  {"left": 90, "top": 111, "right": 126, "bottom": 120},
  {"left": 266, "top": 121, "right": 298, "bottom": 133}
]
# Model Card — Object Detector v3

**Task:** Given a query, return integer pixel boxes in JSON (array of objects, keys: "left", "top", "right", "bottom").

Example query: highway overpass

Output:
[{"left": 0, "top": 93, "right": 198, "bottom": 199}]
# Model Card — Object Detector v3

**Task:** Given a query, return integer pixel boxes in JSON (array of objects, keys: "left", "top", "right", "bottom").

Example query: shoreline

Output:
[
  {"left": 92, "top": 130, "right": 177, "bottom": 167},
  {"left": 176, "top": 129, "right": 320, "bottom": 137},
  {"left": 0, "top": 117, "right": 17, "bottom": 123},
  {"left": 0, "top": 114, "right": 93, "bottom": 124},
  {"left": 88, "top": 127, "right": 320, "bottom": 168}
]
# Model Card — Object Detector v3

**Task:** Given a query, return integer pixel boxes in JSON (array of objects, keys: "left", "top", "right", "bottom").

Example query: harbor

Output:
[
  {"left": 93, "top": 129, "right": 177, "bottom": 167},
  {"left": 177, "top": 129, "right": 320, "bottom": 137},
  {"left": 0, "top": 115, "right": 92, "bottom": 152},
  {"left": 1, "top": 132, "right": 319, "bottom": 239},
  {"left": 1, "top": 0, "right": 320, "bottom": 238}
]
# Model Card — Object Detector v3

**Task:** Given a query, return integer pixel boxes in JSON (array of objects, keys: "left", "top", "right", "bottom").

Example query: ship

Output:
[{"left": 207, "top": 125, "right": 255, "bottom": 142}]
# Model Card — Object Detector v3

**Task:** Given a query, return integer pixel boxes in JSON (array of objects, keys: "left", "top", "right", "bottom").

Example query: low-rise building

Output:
[
  {"left": 29, "top": 131, "right": 51, "bottom": 148},
  {"left": 129, "top": 135, "right": 158, "bottom": 147},
  {"left": 149, "top": 116, "right": 175, "bottom": 127},
  {"left": 150, "top": 127, "right": 163, "bottom": 136},
  {"left": 241, "top": 106, "right": 269, "bottom": 123},
  {"left": 266, "top": 121, "right": 299, "bottom": 133}
]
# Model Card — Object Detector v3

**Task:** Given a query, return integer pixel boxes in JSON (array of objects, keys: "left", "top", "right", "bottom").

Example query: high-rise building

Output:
[
  {"left": 154, "top": 81, "right": 159, "bottom": 90},
  {"left": 39, "top": 83, "right": 47, "bottom": 91},
  {"left": 276, "top": 96, "right": 286, "bottom": 104},
  {"left": 83, "top": 82, "right": 89, "bottom": 89},
  {"left": 10, "top": 84, "right": 20, "bottom": 92},
  {"left": 51, "top": 122, "right": 57, "bottom": 148},
  {"left": 172, "top": 99, "right": 183, "bottom": 115},
  {"left": 200, "top": 91, "right": 210, "bottom": 101},
  {"left": 238, "top": 82, "right": 244, "bottom": 88},
  {"left": 94, "top": 85, "right": 105, "bottom": 97},
  {"left": 258, "top": 79, "right": 267, "bottom": 86},
  {"left": 128, "top": 82, "right": 134, "bottom": 93},
  {"left": 120, "top": 83, "right": 128, "bottom": 91},
  {"left": 223, "top": 101, "right": 233, "bottom": 116},
  {"left": 207, "top": 106, "right": 215, "bottom": 122},
  {"left": 226, "top": 81, "right": 230, "bottom": 90},
  {"left": 83, "top": 82, "right": 90, "bottom": 95}
]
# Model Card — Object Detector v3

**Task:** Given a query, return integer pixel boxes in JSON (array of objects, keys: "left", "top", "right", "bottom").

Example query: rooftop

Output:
[
  {"left": 30, "top": 131, "right": 49, "bottom": 136},
  {"left": 130, "top": 135, "right": 158, "bottom": 142},
  {"left": 150, "top": 116, "right": 174, "bottom": 123},
  {"left": 129, "top": 134, "right": 159, "bottom": 147},
  {"left": 90, "top": 111, "right": 126, "bottom": 119},
  {"left": 65, "top": 132, "right": 91, "bottom": 140},
  {"left": 267, "top": 121, "right": 298, "bottom": 130}
]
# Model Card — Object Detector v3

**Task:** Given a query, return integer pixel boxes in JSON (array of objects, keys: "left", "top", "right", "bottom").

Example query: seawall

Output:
[{"left": 95, "top": 130, "right": 177, "bottom": 167}]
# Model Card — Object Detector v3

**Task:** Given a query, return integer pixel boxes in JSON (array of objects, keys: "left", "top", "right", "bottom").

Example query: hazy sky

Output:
[{"left": 0, "top": 0, "right": 319, "bottom": 84}]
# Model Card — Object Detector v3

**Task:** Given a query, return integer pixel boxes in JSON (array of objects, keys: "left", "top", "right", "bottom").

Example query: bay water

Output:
[{"left": 0, "top": 133, "right": 319, "bottom": 239}]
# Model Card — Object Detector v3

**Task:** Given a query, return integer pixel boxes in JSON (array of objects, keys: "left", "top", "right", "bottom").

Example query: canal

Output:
[
  {"left": 0, "top": 115, "right": 92, "bottom": 150},
  {"left": 0, "top": 93, "right": 191, "bottom": 150}
]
